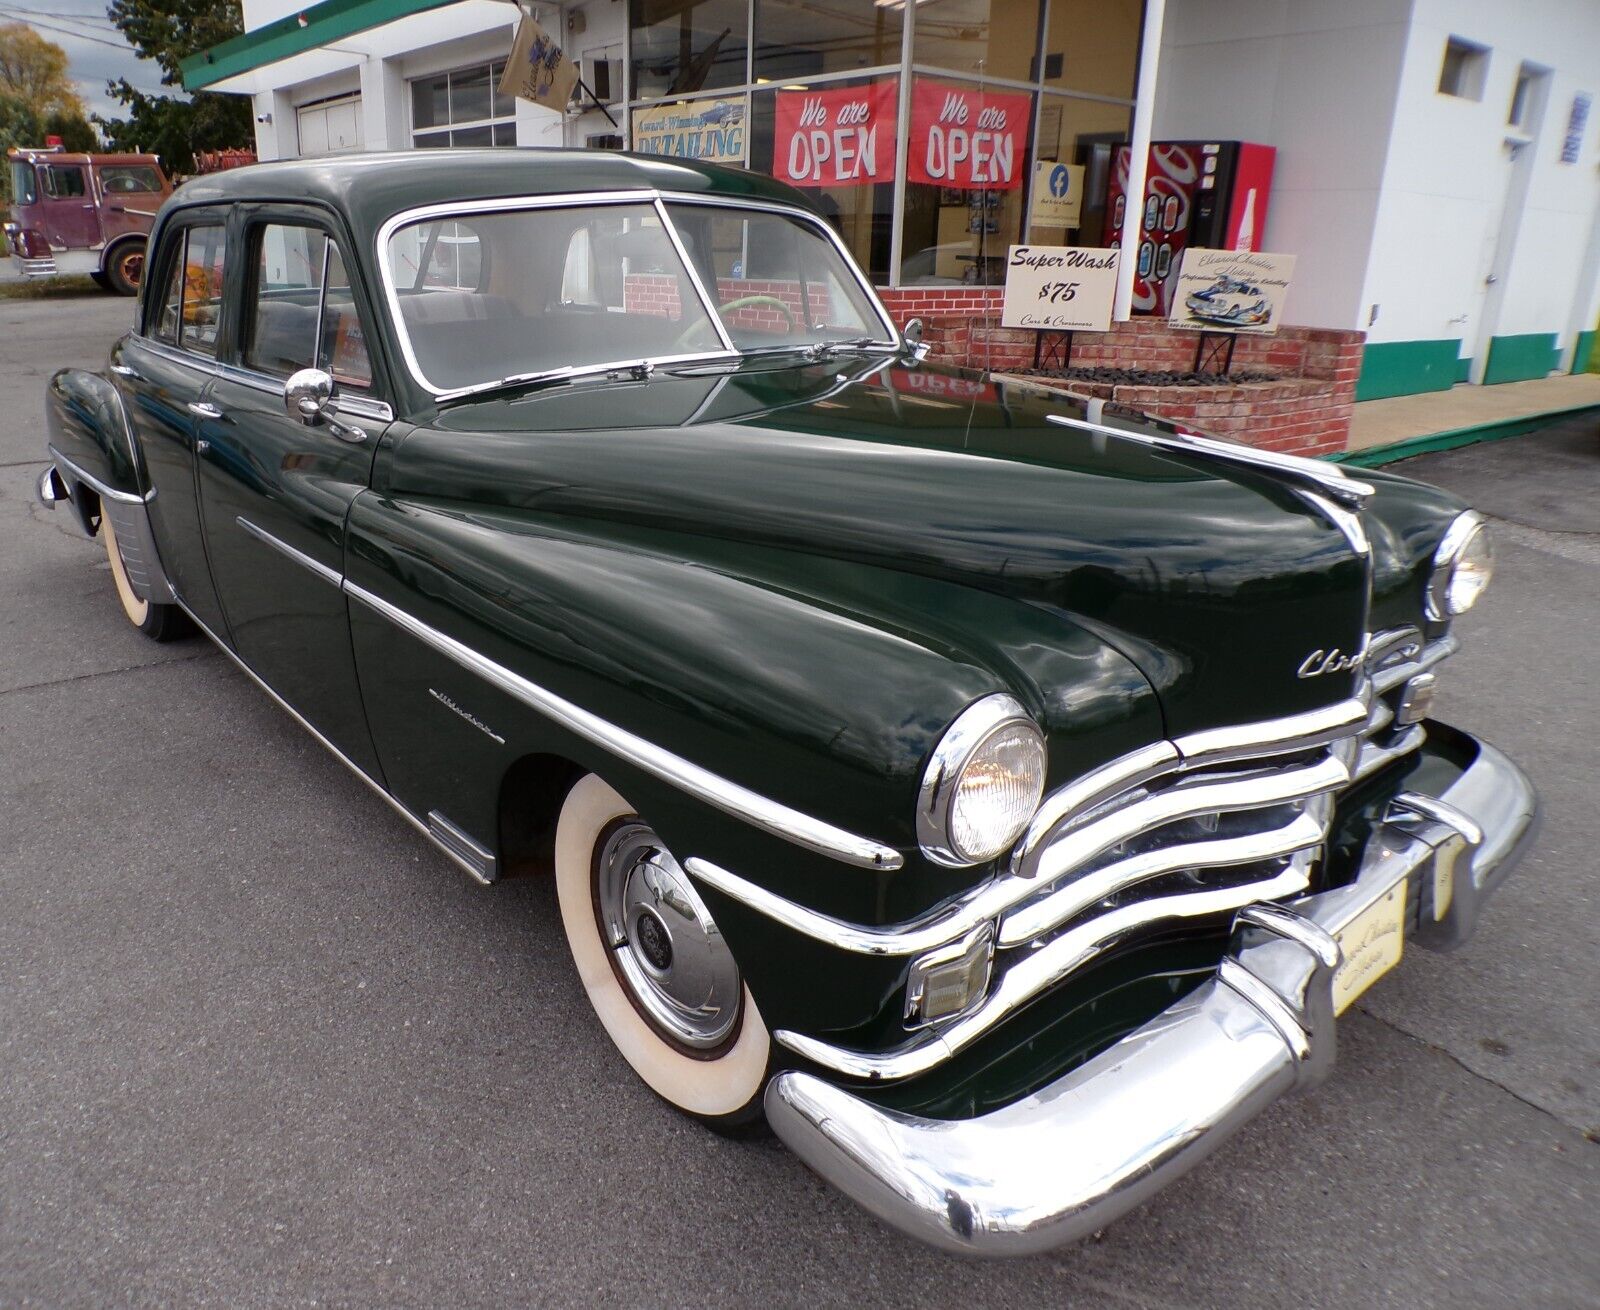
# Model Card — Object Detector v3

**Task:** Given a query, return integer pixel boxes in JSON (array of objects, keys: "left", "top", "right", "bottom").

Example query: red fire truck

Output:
[{"left": 5, "top": 147, "right": 174, "bottom": 295}]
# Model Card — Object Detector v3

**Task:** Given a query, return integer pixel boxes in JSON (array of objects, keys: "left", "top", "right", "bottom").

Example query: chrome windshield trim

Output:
[
  {"left": 774, "top": 865, "right": 1311, "bottom": 1082},
  {"left": 1046, "top": 414, "right": 1375, "bottom": 506},
  {"left": 1174, "top": 697, "right": 1369, "bottom": 769},
  {"left": 375, "top": 189, "right": 900, "bottom": 398},
  {"left": 235, "top": 516, "right": 341, "bottom": 587},
  {"left": 48, "top": 445, "right": 147, "bottom": 505},
  {"left": 344, "top": 581, "right": 903, "bottom": 871}
]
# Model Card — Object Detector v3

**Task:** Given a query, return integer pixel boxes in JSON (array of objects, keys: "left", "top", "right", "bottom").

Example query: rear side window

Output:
[
  {"left": 178, "top": 225, "right": 228, "bottom": 358},
  {"left": 244, "top": 222, "right": 372, "bottom": 389},
  {"left": 98, "top": 164, "right": 162, "bottom": 194}
]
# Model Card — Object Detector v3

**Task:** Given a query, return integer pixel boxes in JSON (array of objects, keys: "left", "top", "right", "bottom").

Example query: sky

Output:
[{"left": 1, "top": 3, "right": 174, "bottom": 122}]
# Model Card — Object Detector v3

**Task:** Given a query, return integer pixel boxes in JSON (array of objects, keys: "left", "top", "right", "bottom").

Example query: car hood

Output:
[{"left": 399, "top": 354, "right": 1373, "bottom": 737}]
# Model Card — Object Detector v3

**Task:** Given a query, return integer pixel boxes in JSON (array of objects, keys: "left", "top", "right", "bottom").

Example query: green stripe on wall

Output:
[
  {"left": 1483, "top": 332, "right": 1559, "bottom": 385},
  {"left": 1355, "top": 339, "right": 1462, "bottom": 401},
  {"left": 1574, "top": 329, "right": 1596, "bottom": 374},
  {"left": 1456, "top": 354, "right": 1472, "bottom": 382}
]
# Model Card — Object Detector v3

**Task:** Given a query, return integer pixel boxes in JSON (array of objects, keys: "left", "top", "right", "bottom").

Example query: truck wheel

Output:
[
  {"left": 104, "top": 240, "right": 145, "bottom": 296},
  {"left": 554, "top": 773, "right": 771, "bottom": 1133},
  {"left": 103, "top": 511, "right": 189, "bottom": 641}
]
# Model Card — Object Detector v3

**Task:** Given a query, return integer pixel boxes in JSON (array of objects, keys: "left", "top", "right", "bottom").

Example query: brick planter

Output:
[{"left": 875, "top": 288, "right": 1364, "bottom": 456}]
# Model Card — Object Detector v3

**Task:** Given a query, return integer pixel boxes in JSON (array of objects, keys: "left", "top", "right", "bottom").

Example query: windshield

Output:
[{"left": 382, "top": 199, "right": 893, "bottom": 394}]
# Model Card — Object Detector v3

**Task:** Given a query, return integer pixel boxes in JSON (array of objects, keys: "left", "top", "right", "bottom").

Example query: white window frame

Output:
[{"left": 409, "top": 60, "right": 518, "bottom": 148}]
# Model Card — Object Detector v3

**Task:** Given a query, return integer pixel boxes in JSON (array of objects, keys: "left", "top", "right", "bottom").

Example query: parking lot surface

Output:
[{"left": 2, "top": 295, "right": 1597, "bottom": 1308}]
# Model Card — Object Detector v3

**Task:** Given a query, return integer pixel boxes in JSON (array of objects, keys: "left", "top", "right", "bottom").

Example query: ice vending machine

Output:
[{"left": 1104, "top": 141, "right": 1277, "bottom": 315}]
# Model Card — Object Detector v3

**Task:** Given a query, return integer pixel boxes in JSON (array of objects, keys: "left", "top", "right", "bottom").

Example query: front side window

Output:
[
  {"left": 244, "top": 223, "right": 373, "bottom": 389},
  {"left": 42, "top": 165, "right": 87, "bottom": 199},
  {"left": 152, "top": 231, "right": 186, "bottom": 343}
]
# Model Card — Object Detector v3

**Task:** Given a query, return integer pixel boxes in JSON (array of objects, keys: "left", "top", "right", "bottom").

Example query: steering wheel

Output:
[{"left": 675, "top": 294, "right": 799, "bottom": 349}]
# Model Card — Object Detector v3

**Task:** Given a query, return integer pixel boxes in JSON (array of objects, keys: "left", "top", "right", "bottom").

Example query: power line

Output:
[
  {"left": 0, "top": 10, "right": 133, "bottom": 48},
  {"left": 1, "top": 1, "right": 120, "bottom": 19}
]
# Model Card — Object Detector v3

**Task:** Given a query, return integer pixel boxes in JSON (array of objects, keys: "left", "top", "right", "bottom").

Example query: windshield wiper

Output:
[
  {"left": 434, "top": 358, "right": 665, "bottom": 406},
  {"left": 739, "top": 337, "right": 898, "bottom": 362}
]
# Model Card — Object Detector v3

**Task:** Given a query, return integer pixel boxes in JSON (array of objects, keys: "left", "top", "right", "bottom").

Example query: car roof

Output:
[{"left": 166, "top": 148, "right": 817, "bottom": 235}]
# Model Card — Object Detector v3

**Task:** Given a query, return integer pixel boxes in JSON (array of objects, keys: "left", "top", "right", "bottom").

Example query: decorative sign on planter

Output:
[
  {"left": 1169, "top": 249, "right": 1296, "bottom": 335},
  {"left": 1000, "top": 245, "right": 1119, "bottom": 332},
  {"left": 632, "top": 97, "right": 747, "bottom": 164},
  {"left": 1029, "top": 161, "right": 1085, "bottom": 229},
  {"left": 773, "top": 79, "right": 898, "bottom": 187},
  {"left": 908, "top": 78, "right": 1032, "bottom": 191}
]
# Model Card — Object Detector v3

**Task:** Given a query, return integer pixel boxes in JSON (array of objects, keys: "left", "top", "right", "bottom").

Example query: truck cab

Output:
[{"left": 5, "top": 147, "right": 173, "bottom": 295}]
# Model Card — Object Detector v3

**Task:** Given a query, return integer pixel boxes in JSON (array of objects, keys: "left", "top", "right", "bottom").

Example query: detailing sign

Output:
[
  {"left": 908, "top": 77, "right": 1032, "bottom": 191},
  {"left": 1029, "top": 161, "right": 1085, "bottom": 229},
  {"left": 632, "top": 97, "right": 747, "bottom": 164},
  {"left": 773, "top": 79, "right": 897, "bottom": 187},
  {"left": 1169, "top": 248, "right": 1296, "bottom": 335},
  {"left": 1001, "top": 245, "right": 1119, "bottom": 332}
]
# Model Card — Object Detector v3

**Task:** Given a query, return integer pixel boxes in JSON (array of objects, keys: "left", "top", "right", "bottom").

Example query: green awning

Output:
[{"left": 180, "top": 0, "right": 465, "bottom": 91}]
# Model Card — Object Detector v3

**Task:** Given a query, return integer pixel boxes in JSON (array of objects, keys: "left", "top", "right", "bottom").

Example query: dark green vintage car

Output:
[{"left": 38, "top": 150, "right": 1535, "bottom": 1255}]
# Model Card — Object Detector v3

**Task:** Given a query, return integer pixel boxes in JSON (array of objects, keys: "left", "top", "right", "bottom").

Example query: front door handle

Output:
[{"left": 187, "top": 401, "right": 225, "bottom": 419}]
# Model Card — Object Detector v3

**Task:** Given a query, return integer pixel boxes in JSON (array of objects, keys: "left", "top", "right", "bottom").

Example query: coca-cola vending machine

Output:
[{"left": 1104, "top": 141, "right": 1276, "bottom": 315}]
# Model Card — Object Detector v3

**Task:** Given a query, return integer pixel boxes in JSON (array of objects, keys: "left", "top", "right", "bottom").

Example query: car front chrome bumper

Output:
[{"left": 765, "top": 726, "right": 1537, "bottom": 1256}]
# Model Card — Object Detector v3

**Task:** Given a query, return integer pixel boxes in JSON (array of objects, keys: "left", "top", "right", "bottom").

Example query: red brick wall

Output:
[{"left": 875, "top": 286, "right": 1365, "bottom": 455}]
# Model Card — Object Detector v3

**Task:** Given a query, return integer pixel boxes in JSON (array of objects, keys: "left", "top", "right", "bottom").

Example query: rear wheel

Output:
[
  {"left": 104, "top": 239, "right": 145, "bottom": 296},
  {"left": 103, "top": 511, "right": 188, "bottom": 641},
  {"left": 554, "top": 773, "right": 771, "bottom": 1132}
]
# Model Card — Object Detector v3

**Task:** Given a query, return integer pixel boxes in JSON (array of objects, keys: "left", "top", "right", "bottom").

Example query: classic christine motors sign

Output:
[
  {"left": 771, "top": 76, "right": 1032, "bottom": 191},
  {"left": 1001, "top": 246, "right": 1120, "bottom": 332}
]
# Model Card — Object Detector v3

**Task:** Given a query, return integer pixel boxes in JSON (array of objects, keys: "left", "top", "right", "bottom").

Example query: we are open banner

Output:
[
  {"left": 908, "top": 78, "right": 1031, "bottom": 191},
  {"left": 773, "top": 79, "right": 898, "bottom": 187}
]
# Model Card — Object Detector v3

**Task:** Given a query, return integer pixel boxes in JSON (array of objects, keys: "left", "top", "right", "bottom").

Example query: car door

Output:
[
  {"left": 36, "top": 161, "right": 99, "bottom": 251},
  {"left": 115, "top": 212, "right": 233, "bottom": 638},
  {"left": 191, "top": 209, "right": 388, "bottom": 779}
]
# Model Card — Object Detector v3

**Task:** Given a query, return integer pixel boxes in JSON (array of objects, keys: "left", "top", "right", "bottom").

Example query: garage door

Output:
[{"left": 297, "top": 95, "right": 364, "bottom": 156}]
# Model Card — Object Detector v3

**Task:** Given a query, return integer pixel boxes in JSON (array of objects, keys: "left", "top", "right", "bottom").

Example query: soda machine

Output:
[{"left": 1103, "top": 141, "right": 1277, "bottom": 315}]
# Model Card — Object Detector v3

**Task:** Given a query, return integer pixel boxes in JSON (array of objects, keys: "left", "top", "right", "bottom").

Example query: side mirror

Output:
[
  {"left": 283, "top": 367, "right": 368, "bottom": 444},
  {"left": 902, "top": 317, "right": 930, "bottom": 360},
  {"left": 285, "top": 367, "right": 335, "bottom": 425}
]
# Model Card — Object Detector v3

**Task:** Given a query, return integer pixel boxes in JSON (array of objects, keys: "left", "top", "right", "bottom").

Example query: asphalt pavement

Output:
[{"left": 2, "top": 295, "right": 1596, "bottom": 1308}]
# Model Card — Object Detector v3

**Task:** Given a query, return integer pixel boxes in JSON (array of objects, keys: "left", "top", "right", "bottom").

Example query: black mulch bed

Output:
[{"left": 1015, "top": 366, "right": 1282, "bottom": 387}]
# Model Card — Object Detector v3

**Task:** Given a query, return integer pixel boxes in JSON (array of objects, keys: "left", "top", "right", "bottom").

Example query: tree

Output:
[
  {"left": 98, "top": 0, "right": 250, "bottom": 174},
  {"left": 0, "top": 23, "right": 87, "bottom": 118},
  {"left": 0, "top": 91, "right": 42, "bottom": 203}
]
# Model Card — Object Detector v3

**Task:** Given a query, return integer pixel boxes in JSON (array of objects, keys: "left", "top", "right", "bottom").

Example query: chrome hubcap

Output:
[{"left": 595, "top": 821, "right": 742, "bottom": 1050}]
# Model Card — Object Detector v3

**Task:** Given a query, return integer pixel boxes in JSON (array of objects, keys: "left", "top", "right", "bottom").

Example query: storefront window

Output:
[
  {"left": 749, "top": 78, "right": 899, "bottom": 283},
  {"left": 1039, "top": 0, "right": 1141, "bottom": 100},
  {"left": 411, "top": 61, "right": 517, "bottom": 147},
  {"left": 1028, "top": 93, "right": 1132, "bottom": 246},
  {"left": 752, "top": 0, "right": 902, "bottom": 84},
  {"left": 900, "top": 76, "right": 1035, "bottom": 286},
  {"left": 914, "top": 0, "right": 1043, "bottom": 84},
  {"left": 630, "top": 0, "right": 751, "bottom": 99}
]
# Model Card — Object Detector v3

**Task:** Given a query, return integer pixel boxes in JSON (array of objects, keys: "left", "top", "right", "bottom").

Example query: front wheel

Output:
[
  {"left": 103, "top": 239, "right": 145, "bottom": 296},
  {"left": 554, "top": 774, "right": 771, "bottom": 1132},
  {"left": 103, "top": 511, "right": 189, "bottom": 641}
]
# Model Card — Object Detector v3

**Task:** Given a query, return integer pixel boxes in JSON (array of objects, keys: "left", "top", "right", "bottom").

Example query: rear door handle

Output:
[{"left": 187, "top": 401, "right": 225, "bottom": 419}]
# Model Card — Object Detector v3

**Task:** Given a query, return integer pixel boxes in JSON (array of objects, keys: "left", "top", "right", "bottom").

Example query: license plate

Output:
[{"left": 1332, "top": 884, "right": 1406, "bottom": 1015}]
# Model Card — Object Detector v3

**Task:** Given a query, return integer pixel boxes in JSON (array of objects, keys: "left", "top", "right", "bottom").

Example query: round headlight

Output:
[
  {"left": 1427, "top": 512, "right": 1494, "bottom": 620},
  {"left": 917, "top": 695, "right": 1047, "bottom": 866}
]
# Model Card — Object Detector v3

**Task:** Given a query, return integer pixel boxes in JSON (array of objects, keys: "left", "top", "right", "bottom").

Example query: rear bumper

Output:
[{"left": 765, "top": 726, "right": 1537, "bottom": 1256}]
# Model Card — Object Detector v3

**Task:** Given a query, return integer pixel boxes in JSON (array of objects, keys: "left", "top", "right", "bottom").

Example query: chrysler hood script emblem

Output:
[{"left": 1297, "top": 644, "right": 1367, "bottom": 679}]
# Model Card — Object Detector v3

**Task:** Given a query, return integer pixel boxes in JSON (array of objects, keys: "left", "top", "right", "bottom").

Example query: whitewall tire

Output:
[{"left": 554, "top": 773, "right": 771, "bottom": 1129}]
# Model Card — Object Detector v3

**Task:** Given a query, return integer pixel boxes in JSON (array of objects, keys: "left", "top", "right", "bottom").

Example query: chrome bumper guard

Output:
[{"left": 765, "top": 731, "right": 1537, "bottom": 1256}]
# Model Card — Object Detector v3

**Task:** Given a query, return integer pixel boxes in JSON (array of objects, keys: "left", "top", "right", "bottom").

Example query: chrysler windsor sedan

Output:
[{"left": 37, "top": 150, "right": 1536, "bottom": 1255}]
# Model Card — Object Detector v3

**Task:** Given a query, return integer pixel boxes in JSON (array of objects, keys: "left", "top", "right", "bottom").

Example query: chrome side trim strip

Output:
[
  {"left": 1046, "top": 414, "right": 1376, "bottom": 506},
  {"left": 774, "top": 866, "right": 1310, "bottom": 1081},
  {"left": 235, "top": 516, "right": 342, "bottom": 587},
  {"left": 171, "top": 599, "right": 491, "bottom": 886},
  {"left": 344, "top": 582, "right": 903, "bottom": 871},
  {"left": 426, "top": 810, "right": 497, "bottom": 885},
  {"left": 47, "top": 445, "right": 147, "bottom": 505}
]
